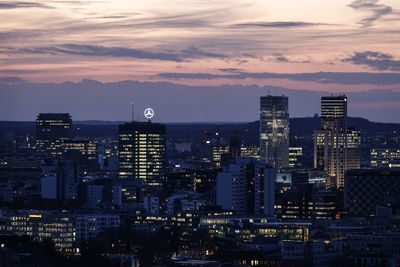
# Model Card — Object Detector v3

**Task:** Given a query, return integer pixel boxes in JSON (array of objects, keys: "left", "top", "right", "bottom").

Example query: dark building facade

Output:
[
  {"left": 118, "top": 121, "right": 166, "bottom": 187},
  {"left": 275, "top": 184, "right": 337, "bottom": 220},
  {"left": 344, "top": 169, "right": 400, "bottom": 217},
  {"left": 216, "top": 157, "right": 275, "bottom": 216},
  {"left": 36, "top": 113, "right": 72, "bottom": 155},
  {"left": 61, "top": 140, "right": 98, "bottom": 170}
]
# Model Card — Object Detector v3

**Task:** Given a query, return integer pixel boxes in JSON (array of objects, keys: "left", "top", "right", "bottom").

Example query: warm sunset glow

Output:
[{"left": 1, "top": 0, "right": 400, "bottom": 122}]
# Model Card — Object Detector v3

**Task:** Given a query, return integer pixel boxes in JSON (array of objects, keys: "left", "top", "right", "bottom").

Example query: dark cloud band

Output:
[
  {"left": 342, "top": 51, "right": 400, "bottom": 71},
  {"left": 10, "top": 44, "right": 226, "bottom": 62},
  {"left": 156, "top": 71, "right": 400, "bottom": 85}
]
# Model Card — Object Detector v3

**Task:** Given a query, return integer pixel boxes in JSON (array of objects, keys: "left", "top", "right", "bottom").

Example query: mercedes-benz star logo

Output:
[{"left": 144, "top": 108, "right": 154, "bottom": 119}]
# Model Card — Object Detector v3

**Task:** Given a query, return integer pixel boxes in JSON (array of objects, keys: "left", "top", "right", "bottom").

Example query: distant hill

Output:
[
  {"left": 290, "top": 117, "right": 400, "bottom": 136},
  {"left": 1, "top": 117, "right": 399, "bottom": 145}
]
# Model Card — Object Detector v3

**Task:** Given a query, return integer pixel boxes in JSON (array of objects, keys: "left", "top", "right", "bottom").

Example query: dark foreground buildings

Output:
[{"left": 344, "top": 168, "right": 400, "bottom": 217}]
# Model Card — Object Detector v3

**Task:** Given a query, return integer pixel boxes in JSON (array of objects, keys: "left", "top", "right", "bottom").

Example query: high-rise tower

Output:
[
  {"left": 118, "top": 121, "right": 166, "bottom": 187},
  {"left": 260, "top": 95, "right": 289, "bottom": 171},
  {"left": 314, "top": 95, "right": 360, "bottom": 188}
]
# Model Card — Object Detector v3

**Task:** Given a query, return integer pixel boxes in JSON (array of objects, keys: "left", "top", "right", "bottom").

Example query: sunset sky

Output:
[{"left": 1, "top": 0, "right": 400, "bottom": 122}]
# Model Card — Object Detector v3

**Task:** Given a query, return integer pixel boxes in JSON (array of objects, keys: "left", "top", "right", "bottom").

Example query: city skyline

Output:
[
  {"left": 1, "top": 0, "right": 400, "bottom": 122},
  {"left": 1, "top": 1, "right": 400, "bottom": 266}
]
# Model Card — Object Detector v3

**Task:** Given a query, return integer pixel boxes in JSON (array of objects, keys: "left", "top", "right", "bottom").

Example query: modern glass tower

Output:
[
  {"left": 118, "top": 121, "right": 166, "bottom": 187},
  {"left": 260, "top": 95, "right": 289, "bottom": 171}
]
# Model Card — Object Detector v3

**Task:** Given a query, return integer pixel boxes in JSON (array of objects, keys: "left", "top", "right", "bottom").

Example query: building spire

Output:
[{"left": 131, "top": 100, "right": 135, "bottom": 122}]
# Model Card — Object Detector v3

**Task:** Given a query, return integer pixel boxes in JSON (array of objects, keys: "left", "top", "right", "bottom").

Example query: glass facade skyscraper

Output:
[
  {"left": 118, "top": 121, "right": 166, "bottom": 187},
  {"left": 260, "top": 95, "right": 289, "bottom": 171}
]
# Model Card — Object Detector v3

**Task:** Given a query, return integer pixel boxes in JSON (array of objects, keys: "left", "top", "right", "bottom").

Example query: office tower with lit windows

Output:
[
  {"left": 314, "top": 96, "right": 346, "bottom": 188},
  {"left": 370, "top": 148, "right": 400, "bottom": 168},
  {"left": 36, "top": 113, "right": 72, "bottom": 155},
  {"left": 260, "top": 95, "right": 289, "bottom": 171},
  {"left": 118, "top": 121, "right": 166, "bottom": 187},
  {"left": 314, "top": 95, "right": 360, "bottom": 189},
  {"left": 0, "top": 210, "right": 75, "bottom": 253},
  {"left": 289, "top": 147, "right": 303, "bottom": 168},
  {"left": 347, "top": 128, "right": 361, "bottom": 171}
]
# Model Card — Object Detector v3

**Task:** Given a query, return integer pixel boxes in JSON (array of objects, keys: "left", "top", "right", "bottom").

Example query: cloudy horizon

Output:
[
  {"left": 1, "top": 0, "right": 400, "bottom": 122},
  {"left": 1, "top": 78, "right": 399, "bottom": 123}
]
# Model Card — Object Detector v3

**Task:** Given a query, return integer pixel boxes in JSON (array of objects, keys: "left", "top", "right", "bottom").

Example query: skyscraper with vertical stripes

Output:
[
  {"left": 118, "top": 121, "right": 166, "bottom": 187},
  {"left": 260, "top": 95, "right": 289, "bottom": 171}
]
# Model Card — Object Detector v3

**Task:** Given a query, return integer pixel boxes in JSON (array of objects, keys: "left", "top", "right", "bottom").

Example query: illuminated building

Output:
[
  {"left": 115, "top": 178, "right": 142, "bottom": 203},
  {"left": 311, "top": 191, "right": 337, "bottom": 220},
  {"left": 275, "top": 184, "right": 337, "bottom": 220},
  {"left": 346, "top": 128, "right": 361, "bottom": 171},
  {"left": 131, "top": 212, "right": 199, "bottom": 232},
  {"left": 275, "top": 184, "right": 312, "bottom": 220},
  {"left": 0, "top": 211, "right": 75, "bottom": 253},
  {"left": 212, "top": 146, "right": 229, "bottom": 168},
  {"left": 36, "top": 113, "right": 72, "bottom": 156},
  {"left": 314, "top": 96, "right": 361, "bottom": 189},
  {"left": 213, "top": 142, "right": 260, "bottom": 169},
  {"left": 206, "top": 218, "right": 310, "bottom": 243},
  {"left": 240, "top": 145, "right": 260, "bottom": 159},
  {"left": 171, "top": 212, "right": 198, "bottom": 229},
  {"left": 344, "top": 169, "right": 400, "bottom": 217},
  {"left": 370, "top": 148, "right": 400, "bottom": 168},
  {"left": 216, "top": 157, "right": 275, "bottom": 216},
  {"left": 131, "top": 215, "right": 169, "bottom": 232},
  {"left": 216, "top": 136, "right": 242, "bottom": 168},
  {"left": 288, "top": 147, "right": 303, "bottom": 168},
  {"left": 260, "top": 95, "right": 289, "bottom": 171},
  {"left": 118, "top": 121, "right": 166, "bottom": 187}
]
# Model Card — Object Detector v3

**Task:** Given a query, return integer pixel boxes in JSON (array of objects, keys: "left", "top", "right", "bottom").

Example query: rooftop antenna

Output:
[
  {"left": 131, "top": 101, "right": 134, "bottom": 122},
  {"left": 267, "top": 88, "right": 270, "bottom": 95},
  {"left": 216, "top": 123, "right": 220, "bottom": 147}
]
